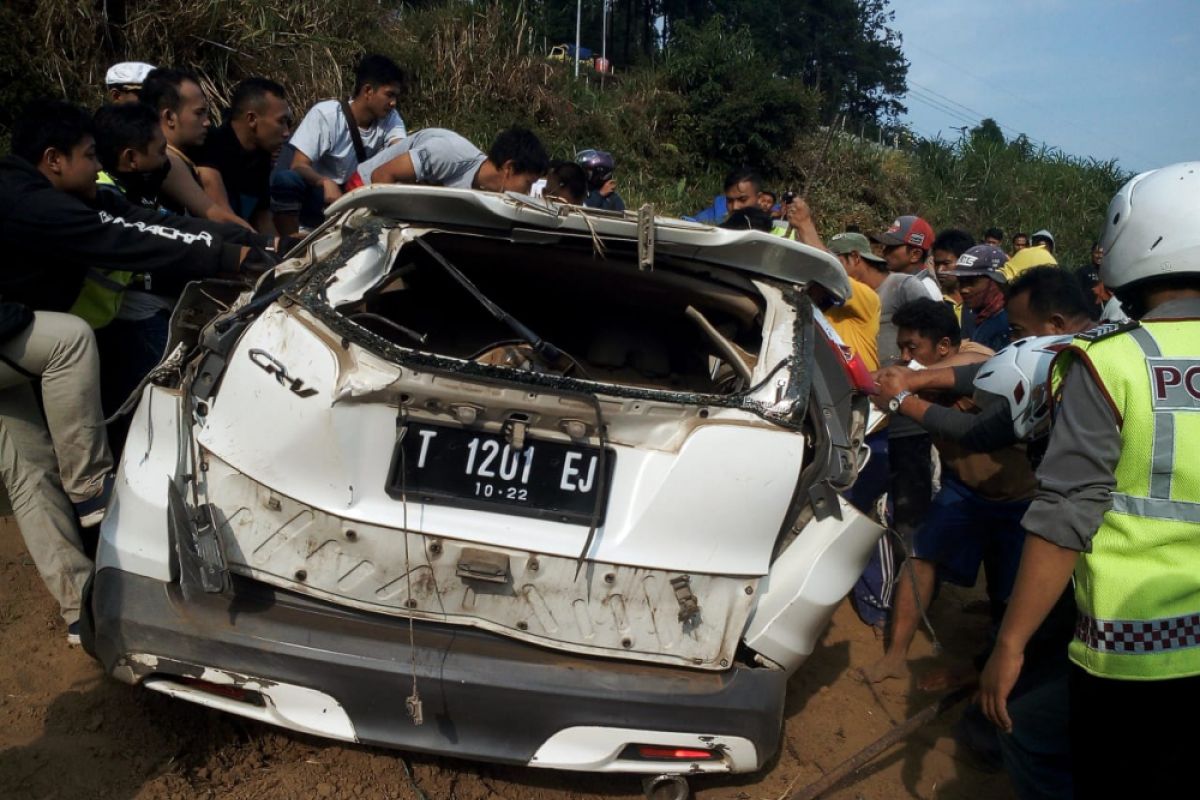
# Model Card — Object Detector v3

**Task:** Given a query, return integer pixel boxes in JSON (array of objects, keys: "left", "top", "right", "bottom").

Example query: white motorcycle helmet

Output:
[
  {"left": 1101, "top": 161, "right": 1200, "bottom": 292},
  {"left": 974, "top": 335, "right": 1074, "bottom": 440}
]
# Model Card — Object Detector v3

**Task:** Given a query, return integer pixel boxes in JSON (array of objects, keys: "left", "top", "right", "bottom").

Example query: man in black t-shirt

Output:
[{"left": 194, "top": 78, "right": 293, "bottom": 233}]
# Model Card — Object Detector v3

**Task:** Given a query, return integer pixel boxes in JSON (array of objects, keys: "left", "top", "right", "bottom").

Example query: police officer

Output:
[{"left": 980, "top": 162, "right": 1200, "bottom": 796}]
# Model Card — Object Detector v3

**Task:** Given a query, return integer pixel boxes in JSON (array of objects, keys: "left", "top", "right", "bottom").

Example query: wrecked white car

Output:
[{"left": 81, "top": 186, "right": 883, "bottom": 789}]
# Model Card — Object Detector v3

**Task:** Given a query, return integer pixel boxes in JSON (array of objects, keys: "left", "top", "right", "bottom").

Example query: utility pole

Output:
[
  {"left": 602, "top": 0, "right": 608, "bottom": 63},
  {"left": 601, "top": 0, "right": 608, "bottom": 87},
  {"left": 574, "top": 0, "right": 582, "bottom": 78}
]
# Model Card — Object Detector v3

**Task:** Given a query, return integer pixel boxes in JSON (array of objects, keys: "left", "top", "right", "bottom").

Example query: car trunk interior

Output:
[{"left": 329, "top": 231, "right": 770, "bottom": 394}]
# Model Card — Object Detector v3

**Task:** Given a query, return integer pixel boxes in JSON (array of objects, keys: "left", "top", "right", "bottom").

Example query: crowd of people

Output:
[
  {"left": 714, "top": 164, "right": 1197, "bottom": 798},
  {"left": 0, "top": 51, "right": 1196, "bottom": 799},
  {"left": 0, "top": 52, "right": 616, "bottom": 649}
]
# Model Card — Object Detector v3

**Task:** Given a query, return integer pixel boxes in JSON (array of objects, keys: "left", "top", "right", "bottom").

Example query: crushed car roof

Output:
[{"left": 325, "top": 185, "right": 852, "bottom": 301}]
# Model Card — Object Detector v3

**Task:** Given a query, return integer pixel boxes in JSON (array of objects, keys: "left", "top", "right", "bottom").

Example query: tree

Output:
[
  {"left": 661, "top": 0, "right": 908, "bottom": 126},
  {"left": 971, "top": 118, "right": 1005, "bottom": 147},
  {"left": 662, "top": 17, "right": 820, "bottom": 169},
  {"left": 529, "top": 0, "right": 908, "bottom": 125}
]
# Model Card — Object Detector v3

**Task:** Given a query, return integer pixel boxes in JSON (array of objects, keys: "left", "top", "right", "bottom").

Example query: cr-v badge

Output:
[{"left": 248, "top": 348, "right": 318, "bottom": 398}]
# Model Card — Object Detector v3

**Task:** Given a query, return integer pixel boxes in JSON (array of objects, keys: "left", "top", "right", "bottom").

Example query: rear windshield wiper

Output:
[{"left": 413, "top": 237, "right": 563, "bottom": 363}]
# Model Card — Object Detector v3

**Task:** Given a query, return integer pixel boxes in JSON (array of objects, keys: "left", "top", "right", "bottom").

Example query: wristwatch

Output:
[{"left": 888, "top": 390, "right": 913, "bottom": 413}]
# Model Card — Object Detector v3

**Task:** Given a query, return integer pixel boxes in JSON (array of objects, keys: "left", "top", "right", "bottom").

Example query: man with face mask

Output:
[
  {"left": 73, "top": 102, "right": 277, "bottom": 443},
  {"left": 0, "top": 100, "right": 274, "bottom": 641},
  {"left": 944, "top": 244, "right": 1012, "bottom": 352},
  {"left": 77, "top": 102, "right": 178, "bottom": 427},
  {"left": 91, "top": 103, "right": 171, "bottom": 208}
]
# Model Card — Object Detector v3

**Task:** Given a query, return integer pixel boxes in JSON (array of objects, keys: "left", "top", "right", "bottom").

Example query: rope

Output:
[
  {"left": 395, "top": 409, "right": 424, "bottom": 727},
  {"left": 104, "top": 342, "right": 189, "bottom": 425}
]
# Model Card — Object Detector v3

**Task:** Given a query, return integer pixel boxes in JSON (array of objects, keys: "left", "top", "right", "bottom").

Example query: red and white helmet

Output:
[{"left": 973, "top": 335, "right": 1074, "bottom": 440}]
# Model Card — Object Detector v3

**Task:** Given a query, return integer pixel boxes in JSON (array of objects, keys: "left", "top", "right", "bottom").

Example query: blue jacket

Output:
[
  {"left": 684, "top": 194, "right": 727, "bottom": 224},
  {"left": 968, "top": 309, "right": 1011, "bottom": 353}
]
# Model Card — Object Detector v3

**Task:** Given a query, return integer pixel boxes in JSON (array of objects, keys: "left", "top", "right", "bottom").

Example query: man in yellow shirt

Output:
[
  {"left": 1002, "top": 242, "right": 1057, "bottom": 282},
  {"left": 826, "top": 232, "right": 882, "bottom": 370},
  {"left": 823, "top": 232, "right": 892, "bottom": 628}
]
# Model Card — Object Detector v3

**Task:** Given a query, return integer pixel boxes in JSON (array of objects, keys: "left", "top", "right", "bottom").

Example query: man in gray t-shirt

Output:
[
  {"left": 874, "top": 215, "right": 944, "bottom": 574},
  {"left": 269, "top": 54, "right": 408, "bottom": 235},
  {"left": 349, "top": 126, "right": 549, "bottom": 195},
  {"left": 877, "top": 269, "right": 942, "bottom": 366}
]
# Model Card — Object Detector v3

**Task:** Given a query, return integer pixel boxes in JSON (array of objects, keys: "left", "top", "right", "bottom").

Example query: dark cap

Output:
[
  {"left": 944, "top": 244, "right": 1009, "bottom": 283},
  {"left": 878, "top": 215, "right": 935, "bottom": 249}
]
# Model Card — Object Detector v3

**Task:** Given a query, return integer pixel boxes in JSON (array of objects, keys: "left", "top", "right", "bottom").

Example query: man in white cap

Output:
[
  {"left": 104, "top": 62, "right": 156, "bottom": 104},
  {"left": 1030, "top": 229, "right": 1055, "bottom": 255}
]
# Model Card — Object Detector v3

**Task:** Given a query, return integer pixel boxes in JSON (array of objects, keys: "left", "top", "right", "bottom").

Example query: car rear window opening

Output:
[{"left": 326, "top": 231, "right": 769, "bottom": 396}]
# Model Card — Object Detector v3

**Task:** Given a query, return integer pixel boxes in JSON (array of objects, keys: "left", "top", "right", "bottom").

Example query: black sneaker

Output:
[
  {"left": 74, "top": 473, "right": 115, "bottom": 528},
  {"left": 67, "top": 621, "right": 81, "bottom": 646}
]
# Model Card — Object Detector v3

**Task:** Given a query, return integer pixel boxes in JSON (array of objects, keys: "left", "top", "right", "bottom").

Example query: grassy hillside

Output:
[{"left": 2, "top": 0, "right": 1126, "bottom": 266}]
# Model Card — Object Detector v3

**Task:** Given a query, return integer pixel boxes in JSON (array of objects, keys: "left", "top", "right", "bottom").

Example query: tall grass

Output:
[
  {"left": 911, "top": 135, "right": 1126, "bottom": 267},
  {"left": 26, "top": 0, "right": 387, "bottom": 110}
]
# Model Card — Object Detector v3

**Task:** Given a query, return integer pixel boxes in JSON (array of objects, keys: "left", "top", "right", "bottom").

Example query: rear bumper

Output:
[{"left": 88, "top": 568, "right": 786, "bottom": 773}]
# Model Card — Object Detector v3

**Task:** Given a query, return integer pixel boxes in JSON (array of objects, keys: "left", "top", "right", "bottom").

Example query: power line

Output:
[
  {"left": 905, "top": 87, "right": 1057, "bottom": 155},
  {"left": 909, "top": 80, "right": 1049, "bottom": 147},
  {"left": 907, "top": 43, "right": 1156, "bottom": 167},
  {"left": 905, "top": 88, "right": 982, "bottom": 129},
  {"left": 907, "top": 80, "right": 985, "bottom": 120}
]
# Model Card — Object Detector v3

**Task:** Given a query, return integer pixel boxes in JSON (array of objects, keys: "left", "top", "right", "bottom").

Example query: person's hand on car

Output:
[
  {"left": 238, "top": 245, "right": 281, "bottom": 276},
  {"left": 873, "top": 366, "right": 912, "bottom": 402},
  {"left": 322, "top": 178, "right": 344, "bottom": 205}
]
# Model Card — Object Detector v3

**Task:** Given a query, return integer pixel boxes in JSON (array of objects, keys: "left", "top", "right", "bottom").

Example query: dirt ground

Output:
[{"left": 0, "top": 516, "right": 1013, "bottom": 800}]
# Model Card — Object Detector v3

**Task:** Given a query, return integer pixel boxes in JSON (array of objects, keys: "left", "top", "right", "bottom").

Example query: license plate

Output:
[{"left": 386, "top": 422, "right": 612, "bottom": 524}]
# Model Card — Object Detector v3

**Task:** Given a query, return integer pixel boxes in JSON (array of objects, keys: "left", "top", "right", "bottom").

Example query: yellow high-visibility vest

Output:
[
  {"left": 1053, "top": 319, "right": 1200, "bottom": 680},
  {"left": 68, "top": 171, "right": 135, "bottom": 329}
]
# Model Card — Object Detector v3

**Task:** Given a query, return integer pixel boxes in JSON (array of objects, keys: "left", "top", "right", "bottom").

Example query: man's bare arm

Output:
[
  {"left": 288, "top": 149, "right": 343, "bottom": 203},
  {"left": 979, "top": 535, "right": 1078, "bottom": 732},
  {"left": 783, "top": 197, "right": 826, "bottom": 251},
  {"left": 875, "top": 363, "right": 961, "bottom": 396},
  {"left": 161, "top": 152, "right": 253, "bottom": 231},
  {"left": 196, "top": 166, "right": 236, "bottom": 213},
  {"left": 369, "top": 152, "right": 418, "bottom": 185}
]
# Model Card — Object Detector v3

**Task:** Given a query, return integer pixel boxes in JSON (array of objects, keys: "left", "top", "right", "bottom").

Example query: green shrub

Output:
[{"left": 662, "top": 17, "right": 820, "bottom": 169}]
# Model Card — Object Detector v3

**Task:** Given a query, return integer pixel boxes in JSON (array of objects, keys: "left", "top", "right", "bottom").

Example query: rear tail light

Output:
[
  {"left": 176, "top": 676, "right": 265, "bottom": 706},
  {"left": 621, "top": 744, "right": 721, "bottom": 761},
  {"left": 840, "top": 348, "right": 878, "bottom": 394},
  {"left": 812, "top": 307, "right": 878, "bottom": 395}
]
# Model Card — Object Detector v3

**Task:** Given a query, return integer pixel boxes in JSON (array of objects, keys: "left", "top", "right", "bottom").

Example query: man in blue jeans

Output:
[
  {"left": 873, "top": 273, "right": 1098, "bottom": 799},
  {"left": 866, "top": 298, "right": 1034, "bottom": 685}
]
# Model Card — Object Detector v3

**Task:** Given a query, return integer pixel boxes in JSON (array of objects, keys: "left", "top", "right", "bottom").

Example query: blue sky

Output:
[{"left": 889, "top": 0, "right": 1199, "bottom": 173}]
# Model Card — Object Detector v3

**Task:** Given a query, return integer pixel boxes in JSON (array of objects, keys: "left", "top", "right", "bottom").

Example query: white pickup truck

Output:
[{"left": 81, "top": 186, "right": 882, "bottom": 795}]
